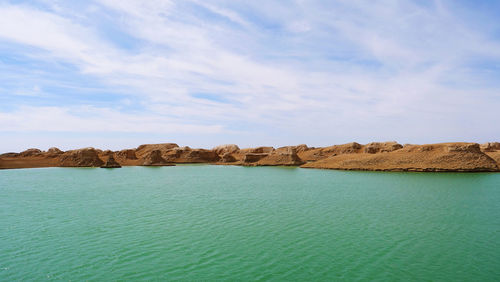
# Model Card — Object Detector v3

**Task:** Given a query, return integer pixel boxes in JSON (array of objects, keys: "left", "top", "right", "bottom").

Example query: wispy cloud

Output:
[{"left": 0, "top": 0, "right": 499, "bottom": 151}]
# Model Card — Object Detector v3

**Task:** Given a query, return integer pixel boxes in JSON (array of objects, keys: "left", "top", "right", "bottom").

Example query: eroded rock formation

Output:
[
  {"left": 47, "top": 147, "right": 63, "bottom": 156},
  {"left": 212, "top": 144, "right": 240, "bottom": 155},
  {"left": 481, "top": 142, "right": 500, "bottom": 152},
  {"left": 163, "top": 147, "right": 219, "bottom": 163},
  {"left": 363, "top": 141, "right": 403, "bottom": 154},
  {"left": 135, "top": 143, "right": 179, "bottom": 158},
  {"left": 257, "top": 146, "right": 305, "bottom": 166},
  {"left": 142, "top": 150, "right": 172, "bottom": 166},
  {"left": 19, "top": 148, "right": 42, "bottom": 157},
  {"left": 1, "top": 141, "right": 499, "bottom": 171},
  {"left": 101, "top": 155, "right": 122, "bottom": 168},
  {"left": 298, "top": 142, "right": 362, "bottom": 161},
  {"left": 116, "top": 149, "right": 137, "bottom": 160},
  {"left": 242, "top": 153, "right": 268, "bottom": 164},
  {"left": 219, "top": 152, "right": 237, "bottom": 163},
  {"left": 482, "top": 142, "right": 500, "bottom": 167},
  {"left": 240, "top": 146, "right": 274, "bottom": 154},
  {"left": 59, "top": 148, "right": 104, "bottom": 167}
]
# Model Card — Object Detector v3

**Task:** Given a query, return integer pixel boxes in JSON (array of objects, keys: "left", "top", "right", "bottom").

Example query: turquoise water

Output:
[{"left": 1, "top": 166, "right": 499, "bottom": 281}]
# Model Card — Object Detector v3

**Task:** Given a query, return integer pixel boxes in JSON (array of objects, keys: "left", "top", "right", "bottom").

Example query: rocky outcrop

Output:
[
  {"left": 237, "top": 146, "right": 274, "bottom": 165},
  {"left": 142, "top": 150, "right": 173, "bottom": 166},
  {"left": 185, "top": 149, "right": 219, "bottom": 162},
  {"left": 116, "top": 149, "right": 137, "bottom": 160},
  {"left": 19, "top": 148, "right": 42, "bottom": 157},
  {"left": 0, "top": 150, "right": 59, "bottom": 169},
  {"left": 240, "top": 146, "right": 274, "bottom": 154},
  {"left": 47, "top": 147, "right": 63, "bottom": 154},
  {"left": 363, "top": 141, "right": 403, "bottom": 154},
  {"left": 302, "top": 143, "right": 498, "bottom": 172},
  {"left": 101, "top": 155, "right": 122, "bottom": 168},
  {"left": 136, "top": 143, "right": 179, "bottom": 151},
  {"left": 163, "top": 147, "right": 182, "bottom": 159},
  {"left": 297, "top": 141, "right": 402, "bottom": 160},
  {"left": 485, "top": 151, "right": 500, "bottom": 167},
  {"left": 293, "top": 144, "right": 310, "bottom": 153},
  {"left": 212, "top": 144, "right": 240, "bottom": 163},
  {"left": 481, "top": 142, "right": 500, "bottom": 152},
  {"left": 59, "top": 148, "right": 104, "bottom": 167},
  {"left": 257, "top": 146, "right": 305, "bottom": 166},
  {"left": 0, "top": 152, "right": 19, "bottom": 158},
  {"left": 220, "top": 152, "right": 237, "bottom": 163},
  {"left": 162, "top": 147, "right": 219, "bottom": 163},
  {"left": 135, "top": 143, "right": 179, "bottom": 158},
  {"left": 44, "top": 147, "right": 64, "bottom": 158},
  {"left": 100, "top": 150, "right": 114, "bottom": 156},
  {"left": 212, "top": 144, "right": 240, "bottom": 155},
  {"left": 242, "top": 153, "right": 268, "bottom": 164},
  {"left": 298, "top": 142, "right": 362, "bottom": 161},
  {"left": 479, "top": 142, "right": 500, "bottom": 167},
  {"left": 446, "top": 143, "right": 482, "bottom": 153}
]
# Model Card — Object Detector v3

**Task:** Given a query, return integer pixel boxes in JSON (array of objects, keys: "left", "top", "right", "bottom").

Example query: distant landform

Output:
[{"left": 1, "top": 142, "right": 499, "bottom": 172}]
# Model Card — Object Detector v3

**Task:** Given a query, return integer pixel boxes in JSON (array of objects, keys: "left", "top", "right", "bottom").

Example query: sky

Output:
[{"left": 1, "top": 0, "right": 500, "bottom": 152}]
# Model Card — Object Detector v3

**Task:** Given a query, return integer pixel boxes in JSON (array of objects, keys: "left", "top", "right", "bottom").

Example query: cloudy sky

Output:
[{"left": 1, "top": 0, "right": 499, "bottom": 152}]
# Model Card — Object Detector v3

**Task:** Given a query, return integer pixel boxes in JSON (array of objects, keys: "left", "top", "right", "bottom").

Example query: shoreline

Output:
[
  {"left": 2, "top": 163, "right": 499, "bottom": 173},
  {"left": 1, "top": 141, "right": 499, "bottom": 172}
]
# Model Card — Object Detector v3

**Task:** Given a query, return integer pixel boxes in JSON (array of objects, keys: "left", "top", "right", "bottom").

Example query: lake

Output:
[{"left": 1, "top": 166, "right": 499, "bottom": 280}]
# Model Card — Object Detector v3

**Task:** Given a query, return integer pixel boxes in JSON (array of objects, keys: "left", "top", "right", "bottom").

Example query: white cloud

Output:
[
  {"left": 0, "top": 0, "right": 499, "bottom": 151},
  {"left": 0, "top": 106, "right": 223, "bottom": 134},
  {"left": 0, "top": 5, "right": 115, "bottom": 70}
]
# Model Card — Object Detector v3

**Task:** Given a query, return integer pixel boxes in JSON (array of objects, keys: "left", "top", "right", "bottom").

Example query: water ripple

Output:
[{"left": 0, "top": 167, "right": 499, "bottom": 280}]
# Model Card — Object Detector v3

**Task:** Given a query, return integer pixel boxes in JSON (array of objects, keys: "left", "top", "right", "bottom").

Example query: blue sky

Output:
[{"left": 1, "top": 0, "right": 500, "bottom": 152}]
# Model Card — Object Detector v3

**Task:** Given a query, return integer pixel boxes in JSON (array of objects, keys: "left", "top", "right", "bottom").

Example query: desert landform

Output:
[{"left": 1, "top": 142, "right": 499, "bottom": 172}]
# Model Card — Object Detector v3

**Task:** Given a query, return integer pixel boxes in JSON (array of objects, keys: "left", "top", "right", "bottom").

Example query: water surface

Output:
[{"left": 1, "top": 166, "right": 499, "bottom": 280}]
